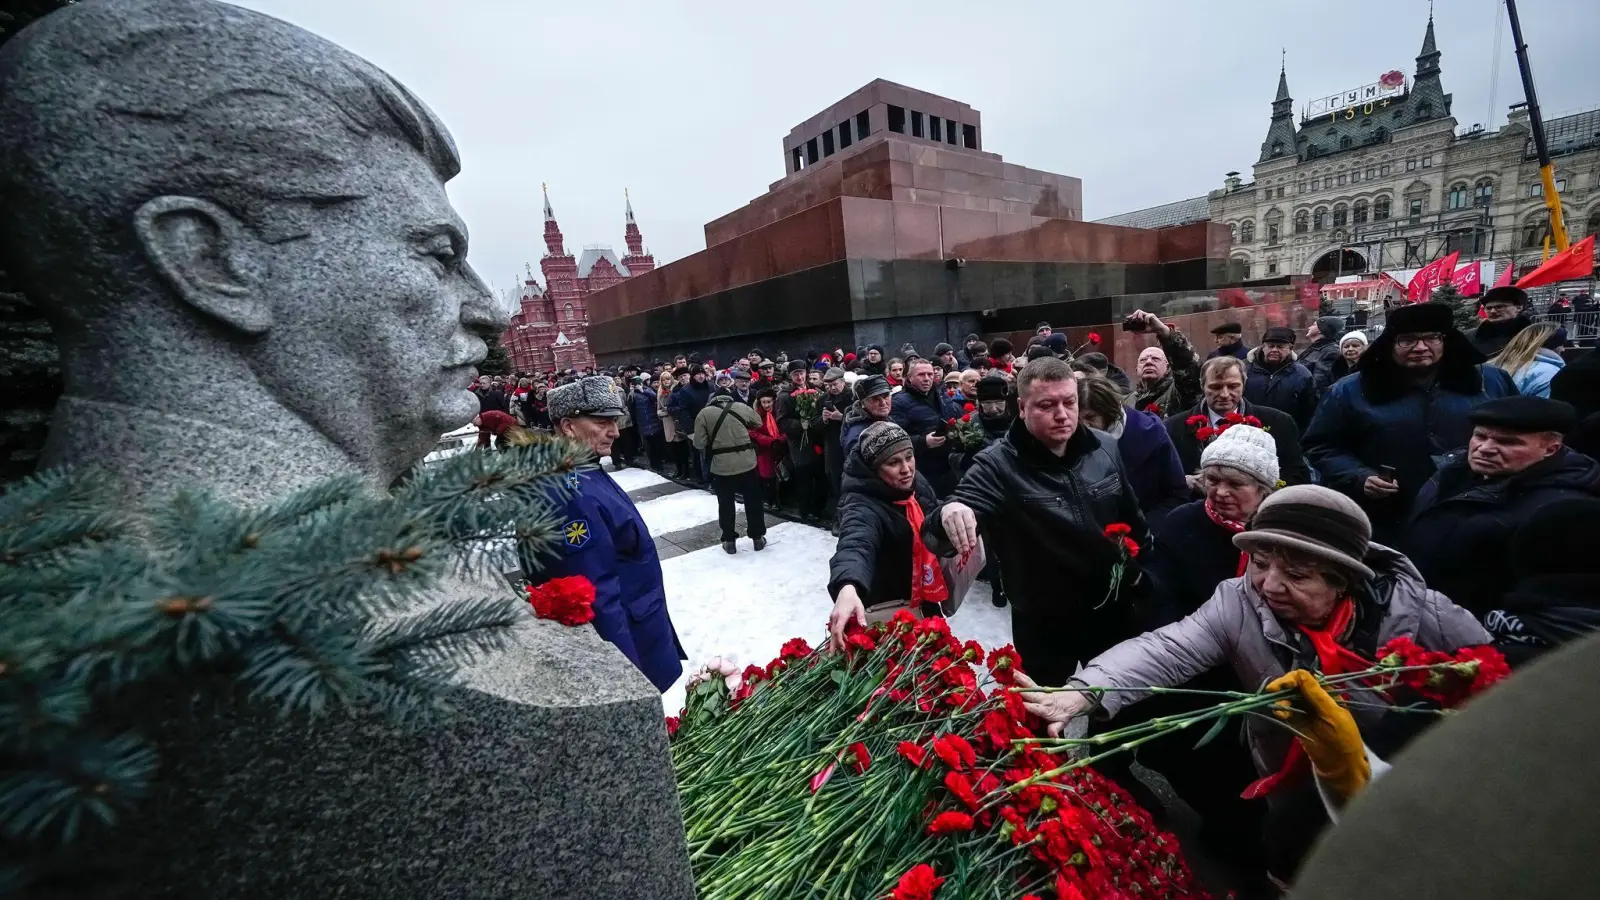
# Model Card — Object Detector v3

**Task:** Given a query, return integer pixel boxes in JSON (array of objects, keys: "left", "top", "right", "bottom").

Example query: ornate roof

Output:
[{"left": 576, "top": 245, "right": 630, "bottom": 279}]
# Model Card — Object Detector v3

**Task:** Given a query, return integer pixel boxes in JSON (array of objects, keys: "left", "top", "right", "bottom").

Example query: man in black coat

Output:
[
  {"left": 1300, "top": 314, "right": 1349, "bottom": 400},
  {"left": 1164, "top": 355, "right": 1312, "bottom": 488},
  {"left": 923, "top": 358, "right": 1151, "bottom": 685},
  {"left": 890, "top": 357, "right": 958, "bottom": 496},
  {"left": 1244, "top": 326, "right": 1318, "bottom": 432},
  {"left": 819, "top": 367, "right": 850, "bottom": 515},
  {"left": 1206, "top": 321, "right": 1249, "bottom": 360},
  {"left": 1398, "top": 396, "right": 1600, "bottom": 617},
  {"left": 1468, "top": 285, "right": 1533, "bottom": 357}
]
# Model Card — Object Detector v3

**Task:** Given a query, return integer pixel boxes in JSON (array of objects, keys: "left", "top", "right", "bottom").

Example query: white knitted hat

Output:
[
  {"left": 1340, "top": 330, "right": 1369, "bottom": 348},
  {"left": 1200, "top": 424, "right": 1279, "bottom": 488}
]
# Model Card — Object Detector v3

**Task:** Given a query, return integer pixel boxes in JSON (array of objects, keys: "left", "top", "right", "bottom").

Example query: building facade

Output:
[
  {"left": 502, "top": 187, "right": 655, "bottom": 373},
  {"left": 1211, "top": 14, "right": 1600, "bottom": 284}
]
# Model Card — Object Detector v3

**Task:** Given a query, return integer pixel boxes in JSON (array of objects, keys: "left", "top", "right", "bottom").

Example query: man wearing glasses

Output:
[
  {"left": 1468, "top": 285, "right": 1534, "bottom": 357},
  {"left": 1304, "top": 301, "right": 1517, "bottom": 544}
]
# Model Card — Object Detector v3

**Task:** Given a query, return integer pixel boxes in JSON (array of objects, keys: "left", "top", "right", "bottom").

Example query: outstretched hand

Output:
[
  {"left": 1013, "top": 671, "right": 1093, "bottom": 738},
  {"left": 827, "top": 585, "right": 867, "bottom": 650},
  {"left": 1265, "top": 669, "right": 1371, "bottom": 802}
]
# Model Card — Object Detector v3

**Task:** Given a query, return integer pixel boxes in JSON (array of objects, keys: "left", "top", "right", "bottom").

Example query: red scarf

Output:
[
  {"left": 761, "top": 409, "right": 780, "bottom": 438},
  {"left": 1242, "top": 596, "right": 1370, "bottom": 800},
  {"left": 1203, "top": 500, "right": 1250, "bottom": 577},
  {"left": 894, "top": 496, "right": 948, "bottom": 607}
]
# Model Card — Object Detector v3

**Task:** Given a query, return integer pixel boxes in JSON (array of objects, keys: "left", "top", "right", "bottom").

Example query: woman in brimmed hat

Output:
[{"left": 1018, "top": 483, "right": 1488, "bottom": 884}]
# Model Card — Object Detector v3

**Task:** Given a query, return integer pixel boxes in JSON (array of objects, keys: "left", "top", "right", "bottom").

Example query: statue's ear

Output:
[{"left": 133, "top": 196, "right": 272, "bottom": 334}]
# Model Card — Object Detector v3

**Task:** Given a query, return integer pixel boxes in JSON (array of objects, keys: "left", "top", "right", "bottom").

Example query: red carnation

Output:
[
  {"left": 664, "top": 716, "right": 680, "bottom": 737},
  {"left": 1088, "top": 332, "right": 1102, "bottom": 345},
  {"left": 963, "top": 401, "right": 976, "bottom": 413},
  {"left": 525, "top": 576, "right": 596, "bottom": 626},
  {"left": 896, "top": 741, "right": 929, "bottom": 768},
  {"left": 927, "top": 811, "right": 975, "bottom": 837},
  {"left": 944, "top": 770, "right": 982, "bottom": 810},
  {"left": 844, "top": 631, "right": 878, "bottom": 654},
  {"left": 961, "top": 412, "right": 972, "bottom": 422},
  {"left": 1195, "top": 425, "right": 1216, "bottom": 442},
  {"left": 1185, "top": 414, "right": 1207, "bottom": 426},
  {"left": 931, "top": 733, "right": 977, "bottom": 772},
  {"left": 946, "top": 417, "right": 958, "bottom": 427},
  {"left": 846, "top": 741, "right": 872, "bottom": 774},
  {"left": 891, "top": 863, "right": 943, "bottom": 900},
  {"left": 780, "top": 637, "right": 813, "bottom": 660},
  {"left": 1143, "top": 402, "right": 1162, "bottom": 415},
  {"left": 1104, "top": 523, "right": 1133, "bottom": 537},
  {"left": 985, "top": 645, "right": 1023, "bottom": 684}
]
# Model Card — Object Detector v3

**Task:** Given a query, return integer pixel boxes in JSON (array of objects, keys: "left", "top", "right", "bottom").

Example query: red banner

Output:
[
  {"left": 1451, "top": 261, "right": 1482, "bottom": 297},
  {"left": 1492, "top": 260, "right": 1515, "bottom": 288},
  {"left": 1407, "top": 251, "right": 1460, "bottom": 302},
  {"left": 1516, "top": 236, "right": 1596, "bottom": 289}
]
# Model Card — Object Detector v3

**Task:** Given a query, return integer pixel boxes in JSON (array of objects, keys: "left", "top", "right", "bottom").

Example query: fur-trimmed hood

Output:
[{"left": 1356, "top": 327, "right": 1488, "bottom": 405}]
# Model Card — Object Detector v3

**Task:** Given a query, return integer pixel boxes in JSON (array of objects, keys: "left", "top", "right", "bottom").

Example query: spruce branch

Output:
[
  {"left": 0, "top": 468, "right": 125, "bottom": 566},
  {"left": 0, "top": 733, "right": 156, "bottom": 844}
]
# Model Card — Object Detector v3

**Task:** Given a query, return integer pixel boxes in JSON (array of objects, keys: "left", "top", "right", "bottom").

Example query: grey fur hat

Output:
[{"left": 547, "top": 375, "right": 625, "bottom": 421}]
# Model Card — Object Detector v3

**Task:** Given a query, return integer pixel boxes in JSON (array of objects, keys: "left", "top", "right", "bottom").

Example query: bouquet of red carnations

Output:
[
  {"left": 669, "top": 615, "right": 1210, "bottom": 900},
  {"left": 945, "top": 402, "right": 987, "bottom": 451}
]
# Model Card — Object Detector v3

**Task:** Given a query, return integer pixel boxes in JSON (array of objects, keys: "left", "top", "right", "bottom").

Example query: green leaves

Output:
[{"left": 0, "top": 438, "right": 585, "bottom": 876}]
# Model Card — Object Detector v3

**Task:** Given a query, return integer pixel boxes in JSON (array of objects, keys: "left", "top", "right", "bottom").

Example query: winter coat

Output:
[
  {"left": 1300, "top": 337, "right": 1345, "bottom": 400},
  {"left": 1469, "top": 314, "right": 1532, "bottom": 358},
  {"left": 1507, "top": 349, "right": 1565, "bottom": 398},
  {"left": 775, "top": 384, "right": 826, "bottom": 469},
  {"left": 748, "top": 407, "right": 786, "bottom": 480},
  {"left": 691, "top": 394, "right": 760, "bottom": 477},
  {"left": 822, "top": 387, "right": 851, "bottom": 476},
  {"left": 1163, "top": 399, "right": 1312, "bottom": 487},
  {"left": 1104, "top": 363, "right": 1134, "bottom": 394},
  {"left": 1206, "top": 342, "right": 1250, "bottom": 361},
  {"left": 1113, "top": 407, "right": 1190, "bottom": 526},
  {"left": 827, "top": 451, "right": 942, "bottom": 608},
  {"left": 630, "top": 388, "right": 662, "bottom": 437},
  {"left": 1484, "top": 573, "right": 1600, "bottom": 666},
  {"left": 1303, "top": 330, "right": 1518, "bottom": 544},
  {"left": 891, "top": 384, "right": 959, "bottom": 491},
  {"left": 1244, "top": 348, "right": 1318, "bottom": 433},
  {"left": 478, "top": 387, "right": 509, "bottom": 414},
  {"left": 1142, "top": 499, "right": 1245, "bottom": 628},
  {"left": 1399, "top": 448, "right": 1600, "bottom": 617},
  {"left": 923, "top": 419, "right": 1151, "bottom": 684},
  {"left": 669, "top": 380, "right": 711, "bottom": 435},
  {"left": 1075, "top": 544, "right": 1489, "bottom": 781},
  {"left": 526, "top": 469, "right": 686, "bottom": 692},
  {"left": 1126, "top": 329, "right": 1202, "bottom": 417},
  {"left": 840, "top": 404, "right": 890, "bottom": 459},
  {"left": 657, "top": 388, "right": 677, "bottom": 442}
]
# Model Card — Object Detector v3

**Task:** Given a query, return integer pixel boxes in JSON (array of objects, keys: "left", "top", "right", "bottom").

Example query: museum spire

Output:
[{"left": 1259, "top": 62, "right": 1297, "bottom": 163}]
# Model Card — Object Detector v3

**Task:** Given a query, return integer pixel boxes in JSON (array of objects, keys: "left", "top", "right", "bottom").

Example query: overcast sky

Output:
[{"left": 233, "top": 0, "right": 1596, "bottom": 303}]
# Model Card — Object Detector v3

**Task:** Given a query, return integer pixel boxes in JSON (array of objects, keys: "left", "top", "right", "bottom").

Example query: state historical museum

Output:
[{"left": 586, "top": 79, "right": 1299, "bottom": 367}]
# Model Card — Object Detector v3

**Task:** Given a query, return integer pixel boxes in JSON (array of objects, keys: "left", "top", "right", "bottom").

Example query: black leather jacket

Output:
[{"left": 923, "top": 418, "right": 1151, "bottom": 623}]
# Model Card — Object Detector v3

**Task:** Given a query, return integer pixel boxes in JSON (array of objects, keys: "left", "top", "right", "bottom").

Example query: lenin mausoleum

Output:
[{"left": 586, "top": 79, "right": 1320, "bottom": 368}]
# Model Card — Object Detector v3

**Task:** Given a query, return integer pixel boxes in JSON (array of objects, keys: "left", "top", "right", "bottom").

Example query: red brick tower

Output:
[
  {"left": 538, "top": 184, "right": 592, "bottom": 371},
  {"left": 620, "top": 189, "right": 656, "bottom": 276}
]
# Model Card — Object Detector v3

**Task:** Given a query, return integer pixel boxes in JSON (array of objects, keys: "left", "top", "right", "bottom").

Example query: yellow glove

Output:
[{"left": 1265, "top": 669, "right": 1371, "bottom": 803}]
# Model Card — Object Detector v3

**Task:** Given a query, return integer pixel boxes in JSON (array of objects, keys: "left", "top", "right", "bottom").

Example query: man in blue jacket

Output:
[
  {"left": 1304, "top": 302, "right": 1518, "bottom": 545},
  {"left": 891, "top": 358, "right": 960, "bottom": 496},
  {"left": 529, "top": 376, "right": 685, "bottom": 693},
  {"left": 1244, "top": 326, "right": 1318, "bottom": 432}
]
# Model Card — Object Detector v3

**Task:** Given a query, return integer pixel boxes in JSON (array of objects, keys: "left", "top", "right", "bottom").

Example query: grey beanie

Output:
[
  {"left": 1200, "top": 424, "right": 1279, "bottom": 488},
  {"left": 1316, "top": 315, "right": 1347, "bottom": 340},
  {"left": 1234, "top": 484, "right": 1374, "bottom": 580},
  {"left": 856, "top": 421, "right": 913, "bottom": 468}
]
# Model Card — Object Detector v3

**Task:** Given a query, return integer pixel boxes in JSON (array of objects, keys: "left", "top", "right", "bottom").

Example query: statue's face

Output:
[{"left": 252, "top": 146, "right": 503, "bottom": 476}]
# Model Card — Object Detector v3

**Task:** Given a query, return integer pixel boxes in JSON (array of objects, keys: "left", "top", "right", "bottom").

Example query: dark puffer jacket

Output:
[
  {"left": 923, "top": 419, "right": 1151, "bottom": 684},
  {"left": 827, "top": 451, "right": 942, "bottom": 608},
  {"left": 1399, "top": 448, "right": 1600, "bottom": 617},
  {"left": 1115, "top": 407, "right": 1190, "bottom": 526},
  {"left": 840, "top": 404, "right": 890, "bottom": 459},
  {"left": 1300, "top": 323, "right": 1347, "bottom": 400},
  {"left": 1244, "top": 348, "right": 1318, "bottom": 432},
  {"left": 1468, "top": 314, "right": 1532, "bottom": 358},
  {"left": 891, "top": 383, "right": 959, "bottom": 492}
]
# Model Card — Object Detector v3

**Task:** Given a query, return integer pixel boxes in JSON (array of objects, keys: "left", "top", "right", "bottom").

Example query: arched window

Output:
[
  {"left": 1294, "top": 210, "right": 1309, "bottom": 234},
  {"left": 1474, "top": 180, "right": 1494, "bottom": 207},
  {"left": 1522, "top": 215, "right": 1549, "bottom": 249},
  {"left": 1333, "top": 203, "right": 1348, "bottom": 227},
  {"left": 1240, "top": 220, "right": 1256, "bottom": 242},
  {"left": 1233, "top": 256, "right": 1252, "bottom": 279},
  {"left": 1447, "top": 183, "right": 1469, "bottom": 209},
  {"left": 1271, "top": 141, "right": 1285, "bottom": 157},
  {"left": 1229, "top": 222, "right": 1238, "bottom": 242},
  {"left": 1353, "top": 200, "right": 1369, "bottom": 224},
  {"left": 1313, "top": 207, "right": 1327, "bottom": 231},
  {"left": 1589, "top": 209, "right": 1600, "bottom": 238},
  {"left": 564, "top": 301, "right": 575, "bottom": 321},
  {"left": 1373, "top": 197, "right": 1391, "bottom": 221}
]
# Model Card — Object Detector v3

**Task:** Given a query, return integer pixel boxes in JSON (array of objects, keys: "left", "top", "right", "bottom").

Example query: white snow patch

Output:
[
  {"left": 635, "top": 489, "right": 721, "bottom": 538},
  {"left": 597, "top": 464, "right": 669, "bottom": 494},
  {"left": 659, "top": 522, "right": 1014, "bottom": 714}
]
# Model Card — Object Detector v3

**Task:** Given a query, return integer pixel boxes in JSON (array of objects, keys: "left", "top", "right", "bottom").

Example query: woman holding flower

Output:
[{"left": 1018, "top": 484, "right": 1489, "bottom": 884}]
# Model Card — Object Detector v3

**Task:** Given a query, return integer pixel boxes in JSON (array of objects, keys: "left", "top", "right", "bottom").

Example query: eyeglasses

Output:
[{"left": 1394, "top": 333, "right": 1445, "bottom": 349}]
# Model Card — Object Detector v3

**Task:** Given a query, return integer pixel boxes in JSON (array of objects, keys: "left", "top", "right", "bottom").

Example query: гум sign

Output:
[{"left": 1304, "top": 71, "right": 1407, "bottom": 120}]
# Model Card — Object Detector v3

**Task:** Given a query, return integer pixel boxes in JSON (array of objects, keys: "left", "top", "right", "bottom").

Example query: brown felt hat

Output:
[{"left": 1233, "top": 484, "right": 1374, "bottom": 580}]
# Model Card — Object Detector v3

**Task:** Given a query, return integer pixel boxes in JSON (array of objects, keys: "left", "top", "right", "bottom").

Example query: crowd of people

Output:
[{"left": 500, "top": 283, "right": 1600, "bottom": 895}]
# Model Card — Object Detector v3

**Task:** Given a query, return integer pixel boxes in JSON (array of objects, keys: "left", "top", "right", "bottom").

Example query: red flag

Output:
[
  {"left": 1492, "top": 260, "right": 1515, "bottom": 289},
  {"left": 1451, "top": 261, "right": 1482, "bottom": 297},
  {"left": 1406, "top": 258, "right": 1441, "bottom": 302},
  {"left": 1437, "top": 251, "right": 1460, "bottom": 284},
  {"left": 1516, "top": 236, "right": 1596, "bottom": 289}
]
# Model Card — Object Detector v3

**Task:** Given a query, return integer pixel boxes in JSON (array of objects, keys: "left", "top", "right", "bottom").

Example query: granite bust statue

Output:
[{"left": 0, "top": 0, "right": 508, "bottom": 506}]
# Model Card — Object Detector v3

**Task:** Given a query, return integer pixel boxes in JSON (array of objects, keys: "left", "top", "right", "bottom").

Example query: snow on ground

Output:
[
  {"left": 657, "top": 520, "right": 1015, "bottom": 715},
  {"left": 599, "top": 463, "right": 669, "bottom": 494},
  {"left": 636, "top": 490, "right": 723, "bottom": 537}
]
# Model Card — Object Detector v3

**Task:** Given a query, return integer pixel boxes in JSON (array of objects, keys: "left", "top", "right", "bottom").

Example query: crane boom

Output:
[{"left": 1505, "top": 0, "right": 1570, "bottom": 251}]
